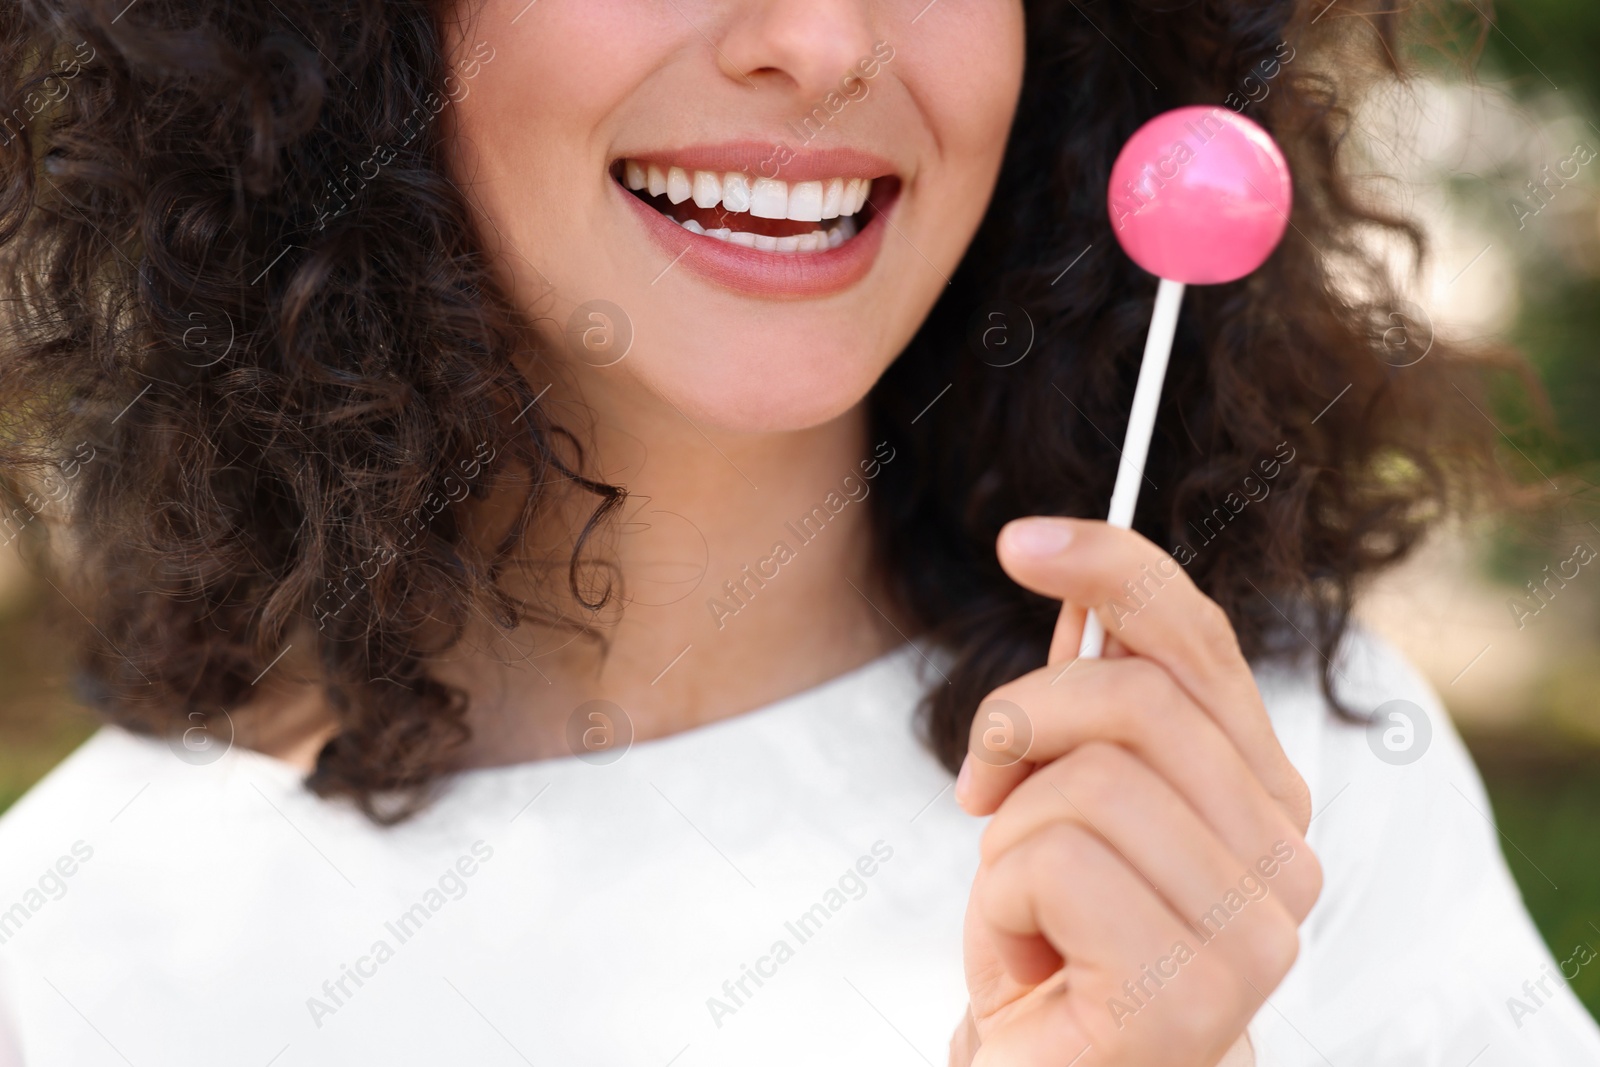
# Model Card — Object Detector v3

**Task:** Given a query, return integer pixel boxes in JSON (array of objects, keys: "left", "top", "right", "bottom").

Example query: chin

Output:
[{"left": 629, "top": 333, "right": 887, "bottom": 435}]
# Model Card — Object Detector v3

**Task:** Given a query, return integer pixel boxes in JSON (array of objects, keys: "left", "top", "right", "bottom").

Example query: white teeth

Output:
[
  {"left": 666, "top": 166, "right": 692, "bottom": 205},
  {"left": 821, "top": 178, "right": 844, "bottom": 219},
  {"left": 787, "top": 181, "right": 824, "bottom": 222},
  {"left": 683, "top": 220, "right": 849, "bottom": 254},
  {"left": 692, "top": 170, "right": 722, "bottom": 209},
  {"left": 722, "top": 172, "right": 751, "bottom": 213},
  {"left": 622, "top": 159, "right": 875, "bottom": 253},
  {"left": 749, "top": 178, "right": 788, "bottom": 220},
  {"left": 623, "top": 160, "right": 879, "bottom": 219}
]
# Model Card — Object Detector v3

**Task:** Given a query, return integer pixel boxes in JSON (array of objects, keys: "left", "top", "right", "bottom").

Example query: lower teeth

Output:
[{"left": 676, "top": 215, "right": 857, "bottom": 252}]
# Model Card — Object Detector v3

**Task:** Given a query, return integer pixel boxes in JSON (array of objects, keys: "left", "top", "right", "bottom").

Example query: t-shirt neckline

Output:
[{"left": 216, "top": 638, "right": 927, "bottom": 790}]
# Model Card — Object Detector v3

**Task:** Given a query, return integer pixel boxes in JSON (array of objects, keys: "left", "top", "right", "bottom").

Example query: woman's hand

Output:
[{"left": 952, "top": 518, "right": 1322, "bottom": 1067}]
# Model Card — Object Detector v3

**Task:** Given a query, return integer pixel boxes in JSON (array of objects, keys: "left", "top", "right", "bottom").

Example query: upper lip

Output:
[{"left": 610, "top": 142, "right": 898, "bottom": 183}]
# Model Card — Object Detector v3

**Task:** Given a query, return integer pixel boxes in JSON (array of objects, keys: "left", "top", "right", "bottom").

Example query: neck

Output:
[{"left": 435, "top": 363, "right": 911, "bottom": 766}]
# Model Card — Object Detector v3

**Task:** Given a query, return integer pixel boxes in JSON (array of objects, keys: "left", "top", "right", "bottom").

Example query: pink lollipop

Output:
[
  {"left": 1109, "top": 106, "right": 1292, "bottom": 284},
  {"left": 1078, "top": 107, "right": 1292, "bottom": 660}
]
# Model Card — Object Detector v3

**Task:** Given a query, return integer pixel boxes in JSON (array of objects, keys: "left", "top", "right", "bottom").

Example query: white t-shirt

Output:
[{"left": 0, "top": 628, "right": 1595, "bottom": 1066}]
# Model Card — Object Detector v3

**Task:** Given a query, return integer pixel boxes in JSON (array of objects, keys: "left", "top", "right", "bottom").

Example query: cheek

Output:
[
  {"left": 471, "top": 6, "right": 653, "bottom": 115},
  {"left": 440, "top": 3, "right": 663, "bottom": 225},
  {"left": 906, "top": 3, "right": 1027, "bottom": 175},
  {"left": 439, "top": 1, "right": 672, "bottom": 313}
]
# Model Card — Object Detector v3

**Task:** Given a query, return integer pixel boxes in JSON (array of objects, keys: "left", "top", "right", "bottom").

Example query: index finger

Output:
[{"left": 989, "top": 516, "right": 1311, "bottom": 830}]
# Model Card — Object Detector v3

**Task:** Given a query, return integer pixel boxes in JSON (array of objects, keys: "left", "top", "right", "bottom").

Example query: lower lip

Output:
[{"left": 617, "top": 181, "right": 894, "bottom": 299}]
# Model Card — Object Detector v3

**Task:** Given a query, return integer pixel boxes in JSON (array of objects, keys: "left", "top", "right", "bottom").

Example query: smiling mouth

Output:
[{"left": 613, "top": 159, "right": 894, "bottom": 254}]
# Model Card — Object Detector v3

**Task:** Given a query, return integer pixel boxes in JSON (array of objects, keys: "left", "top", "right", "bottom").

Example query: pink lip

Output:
[
  {"left": 616, "top": 142, "right": 898, "bottom": 183},
  {"left": 615, "top": 173, "right": 898, "bottom": 300}
]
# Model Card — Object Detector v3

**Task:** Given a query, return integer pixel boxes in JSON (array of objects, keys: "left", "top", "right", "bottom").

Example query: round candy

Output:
[{"left": 1106, "top": 106, "right": 1292, "bottom": 285}]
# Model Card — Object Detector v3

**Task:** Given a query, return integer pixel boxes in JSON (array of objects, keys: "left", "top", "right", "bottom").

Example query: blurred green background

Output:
[
  {"left": 1, "top": 0, "right": 1599, "bottom": 1028},
  {"left": 1433, "top": 0, "right": 1600, "bottom": 1021}
]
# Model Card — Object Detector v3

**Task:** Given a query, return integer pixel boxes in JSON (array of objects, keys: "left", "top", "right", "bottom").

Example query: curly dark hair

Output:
[{"left": 0, "top": 0, "right": 1521, "bottom": 818}]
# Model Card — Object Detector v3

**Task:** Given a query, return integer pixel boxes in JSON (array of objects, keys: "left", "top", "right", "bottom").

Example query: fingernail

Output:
[
  {"left": 955, "top": 754, "right": 973, "bottom": 805},
  {"left": 1004, "top": 518, "right": 1074, "bottom": 558}
]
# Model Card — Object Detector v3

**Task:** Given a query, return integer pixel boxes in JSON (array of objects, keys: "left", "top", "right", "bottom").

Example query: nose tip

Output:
[{"left": 715, "top": 0, "right": 880, "bottom": 104}]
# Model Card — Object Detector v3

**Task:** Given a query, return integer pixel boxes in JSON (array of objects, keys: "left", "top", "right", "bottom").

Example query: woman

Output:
[{"left": 0, "top": 0, "right": 1595, "bottom": 1063}]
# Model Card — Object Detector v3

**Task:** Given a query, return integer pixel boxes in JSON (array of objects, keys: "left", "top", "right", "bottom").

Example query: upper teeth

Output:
[{"left": 622, "top": 161, "right": 873, "bottom": 222}]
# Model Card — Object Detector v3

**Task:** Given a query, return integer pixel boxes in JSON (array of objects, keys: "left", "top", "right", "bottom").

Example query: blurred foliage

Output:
[
  {"left": 0, "top": 585, "right": 95, "bottom": 814},
  {"left": 1471, "top": 736, "right": 1600, "bottom": 1019},
  {"left": 1483, "top": 0, "right": 1600, "bottom": 113},
  {"left": 1442, "top": 0, "right": 1600, "bottom": 1025},
  {"left": 1476, "top": 1, "right": 1600, "bottom": 473},
  {"left": 1399, "top": 1, "right": 1600, "bottom": 587}
]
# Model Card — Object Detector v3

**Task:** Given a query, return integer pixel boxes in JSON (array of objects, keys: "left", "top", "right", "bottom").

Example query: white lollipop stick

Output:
[
  {"left": 1076, "top": 277, "right": 1185, "bottom": 660},
  {"left": 1078, "top": 106, "right": 1292, "bottom": 661}
]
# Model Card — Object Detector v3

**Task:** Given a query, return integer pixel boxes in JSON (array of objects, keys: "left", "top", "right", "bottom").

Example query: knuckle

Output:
[
  {"left": 1215, "top": 900, "right": 1301, "bottom": 987},
  {"left": 1247, "top": 913, "right": 1302, "bottom": 982},
  {"left": 1053, "top": 740, "right": 1134, "bottom": 805},
  {"left": 1304, "top": 844, "right": 1324, "bottom": 902},
  {"left": 969, "top": 683, "right": 1035, "bottom": 764},
  {"left": 1023, "top": 819, "right": 1099, "bottom": 883},
  {"left": 1114, "top": 684, "right": 1162, "bottom": 748},
  {"left": 973, "top": 859, "right": 1010, "bottom": 923},
  {"left": 974, "top": 868, "right": 1027, "bottom": 939},
  {"left": 1284, "top": 770, "right": 1315, "bottom": 834},
  {"left": 1121, "top": 658, "right": 1186, "bottom": 716},
  {"left": 1163, "top": 973, "right": 1235, "bottom": 1048},
  {"left": 976, "top": 793, "right": 1047, "bottom": 864},
  {"left": 1194, "top": 595, "right": 1242, "bottom": 660},
  {"left": 1079, "top": 659, "right": 1181, "bottom": 750},
  {"left": 982, "top": 817, "right": 1088, "bottom": 886},
  {"left": 1284, "top": 841, "right": 1325, "bottom": 919}
]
